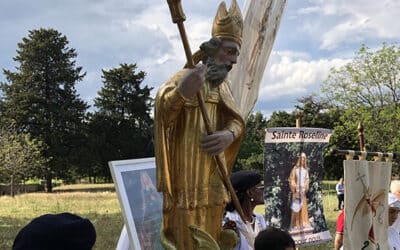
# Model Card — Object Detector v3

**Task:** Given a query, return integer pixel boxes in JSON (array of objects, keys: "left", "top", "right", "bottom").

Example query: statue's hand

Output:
[
  {"left": 177, "top": 64, "right": 207, "bottom": 99},
  {"left": 201, "top": 130, "right": 234, "bottom": 155}
]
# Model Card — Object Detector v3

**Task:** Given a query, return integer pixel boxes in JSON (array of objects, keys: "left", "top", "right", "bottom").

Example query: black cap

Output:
[
  {"left": 230, "top": 170, "right": 262, "bottom": 193},
  {"left": 13, "top": 213, "right": 96, "bottom": 250}
]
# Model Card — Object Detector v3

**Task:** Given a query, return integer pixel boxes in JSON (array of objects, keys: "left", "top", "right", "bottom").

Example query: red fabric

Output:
[{"left": 336, "top": 210, "right": 345, "bottom": 234}]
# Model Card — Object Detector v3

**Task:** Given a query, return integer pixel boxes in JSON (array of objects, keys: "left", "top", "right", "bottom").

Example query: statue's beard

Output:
[{"left": 205, "top": 58, "right": 232, "bottom": 87}]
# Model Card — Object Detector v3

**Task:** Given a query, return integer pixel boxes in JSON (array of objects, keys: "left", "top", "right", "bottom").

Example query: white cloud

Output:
[
  {"left": 1, "top": 0, "right": 391, "bottom": 116},
  {"left": 320, "top": 17, "right": 372, "bottom": 50},
  {"left": 258, "top": 51, "right": 350, "bottom": 101},
  {"left": 296, "top": 0, "right": 400, "bottom": 50}
]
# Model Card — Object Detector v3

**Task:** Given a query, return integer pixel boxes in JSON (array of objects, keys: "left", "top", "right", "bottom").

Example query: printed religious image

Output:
[
  {"left": 121, "top": 169, "right": 162, "bottom": 249},
  {"left": 264, "top": 127, "right": 332, "bottom": 247},
  {"left": 288, "top": 152, "right": 314, "bottom": 235},
  {"left": 110, "top": 158, "right": 163, "bottom": 250}
]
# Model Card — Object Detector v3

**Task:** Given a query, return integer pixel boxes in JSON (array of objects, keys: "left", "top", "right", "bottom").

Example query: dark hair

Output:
[
  {"left": 226, "top": 170, "right": 262, "bottom": 212},
  {"left": 254, "top": 227, "right": 295, "bottom": 250},
  {"left": 13, "top": 213, "right": 96, "bottom": 250}
]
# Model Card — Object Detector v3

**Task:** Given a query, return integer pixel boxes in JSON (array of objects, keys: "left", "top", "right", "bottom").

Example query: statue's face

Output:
[
  {"left": 300, "top": 156, "right": 306, "bottom": 166},
  {"left": 205, "top": 40, "right": 240, "bottom": 86},
  {"left": 214, "top": 40, "right": 240, "bottom": 66}
]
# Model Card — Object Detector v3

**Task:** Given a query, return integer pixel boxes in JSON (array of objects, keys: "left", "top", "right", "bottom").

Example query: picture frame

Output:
[{"left": 109, "top": 157, "right": 163, "bottom": 250}]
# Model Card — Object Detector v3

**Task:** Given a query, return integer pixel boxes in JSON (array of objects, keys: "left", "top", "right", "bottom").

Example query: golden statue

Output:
[{"left": 154, "top": 1, "right": 245, "bottom": 249}]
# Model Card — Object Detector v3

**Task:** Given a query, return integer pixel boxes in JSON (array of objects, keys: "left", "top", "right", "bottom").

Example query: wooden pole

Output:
[
  {"left": 166, "top": 0, "right": 246, "bottom": 223},
  {"left": 296, "top": 113, "right": 302, "bottom": 128},
  {"left": 357, "top": 122, "right": 365, "bottom": 151}
]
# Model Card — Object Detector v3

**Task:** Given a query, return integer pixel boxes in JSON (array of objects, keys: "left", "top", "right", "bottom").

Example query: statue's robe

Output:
[{"left": 154, "top": 69, "right": 245, "bottom": 249}]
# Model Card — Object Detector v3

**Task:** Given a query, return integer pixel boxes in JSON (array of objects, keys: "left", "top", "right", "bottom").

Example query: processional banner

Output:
[
  {"left": 343, "top": 157, "right": 392, "bottom": 250},
  {"left": 264, "top": 127, "right": 332, "bottom": 247},
  {"left": 228, "top": 0, "right": 286, "bottom": 118}
]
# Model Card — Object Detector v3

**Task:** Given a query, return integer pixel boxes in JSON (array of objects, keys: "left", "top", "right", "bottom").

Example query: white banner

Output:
[
  {"left": 228, "top": 0, "right": 287, "bottom": 118},
  {"left": 344, "top": 160, "right": 392, "bottom": 250}
]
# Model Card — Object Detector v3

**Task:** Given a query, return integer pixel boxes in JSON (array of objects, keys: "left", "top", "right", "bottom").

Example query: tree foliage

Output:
[
  {"left": 236, "top": 112, "right": 267, "bottom": 173},
  {"left": 266, "top": 111, "right": 296, "bottom": 128},
  {"left": 321, "top": 43, "right": 400, "bottom": 174},
  {"left": 1, "top": 28, "right": 88, "bottom": 191},
  {"left": 0, "top": 125, "right": 48, "bottom": 196},
  {"left": 88, "top": 63, "right": 154, "bottom": 179}
]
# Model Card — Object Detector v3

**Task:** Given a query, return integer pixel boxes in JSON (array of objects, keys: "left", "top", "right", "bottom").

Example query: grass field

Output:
[{"left": 0, "top": 182, "right": 341, "bottom": 249}]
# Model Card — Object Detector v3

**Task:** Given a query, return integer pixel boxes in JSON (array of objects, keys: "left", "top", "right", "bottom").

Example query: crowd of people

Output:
[
  {"left": 14, "top": 175, "right": 400, "bottom": 250},
  {"left": 12, "top": 170, "right": 296, "bottom": 250}
]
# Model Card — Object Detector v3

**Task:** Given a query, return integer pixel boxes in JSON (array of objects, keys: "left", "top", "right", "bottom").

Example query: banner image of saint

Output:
[
  {"left": 264, "top": 127, "right": 332, "bottom": 247},
  {"left": 288, "top": 152, "right": 314, "bottom": 234}
]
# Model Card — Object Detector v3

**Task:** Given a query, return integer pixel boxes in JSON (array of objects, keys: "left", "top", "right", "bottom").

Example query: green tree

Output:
[
  {"left": 321, "top": 43, "right": 400, "bottom": 174},
  {"left": 294, "top": 95, "right": 340, "bottom": 129},
  {"left": 0, "top": 125, "right": 48, "bottom": 196},
  {"left": 236, "top": 112, "right": 267, "bottom": 173},
  {"left": 1, "top": 28, "right": 88, "bottom": 191},
  {"left": 266, "top": 111, "right": 296, "bottom": 128},
  {"left": 267, "top": 95, "right": 340, "bottom": 129},
  {"left": 88, "top": 63, "right": 154, "bottom": 179}
]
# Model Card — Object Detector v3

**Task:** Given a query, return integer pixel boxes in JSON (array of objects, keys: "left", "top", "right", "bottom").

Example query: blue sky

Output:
[{"left": 1, "top": 0, "right": 399, "bottom": 118}]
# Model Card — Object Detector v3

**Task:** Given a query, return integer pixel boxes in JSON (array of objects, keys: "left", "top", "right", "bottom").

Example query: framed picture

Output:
[{"left": 109, "top": 158, "right": 163, "bottom": 250}]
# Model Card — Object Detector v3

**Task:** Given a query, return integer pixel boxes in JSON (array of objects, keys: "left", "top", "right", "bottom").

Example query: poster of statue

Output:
[
  {"left": 264, "top": 127, "right": 332, "bottom": 247},
  {"left": 109, "top": 158, "right": 163, "bottom": 250}
]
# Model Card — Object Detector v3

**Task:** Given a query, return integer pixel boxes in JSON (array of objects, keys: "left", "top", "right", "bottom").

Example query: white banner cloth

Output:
[
  {"left": 344, "top": 160, "right": 392, "bottom": 250},
  {"left": 228, "top": 0, "right": 286, "bottom": 119}
]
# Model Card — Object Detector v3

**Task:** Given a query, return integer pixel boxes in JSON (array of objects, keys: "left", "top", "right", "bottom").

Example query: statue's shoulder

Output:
[{"left": 156, "top": 69, "right": 188, "bottom": 98}]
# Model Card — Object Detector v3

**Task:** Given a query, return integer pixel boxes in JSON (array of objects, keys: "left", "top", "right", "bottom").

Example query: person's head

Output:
[
  {"left": 13, "top": 213, "right": 96, "bottom": 250},
  {"left": 226, "top": 170, "right": 263, "bottom": 212},
  {"left": 198, "top": 0, "right": 242, "bottom": 87},
  {"left": 339, "top": 178, "right": 344, "bottom": 184},
  {"left": 390, "top": 180, "right": 400, "bottom": 200},
  {"left": 389, "top": 193, "right": 400, "bottom": 226},
  {"left": 254, "top": 227, "right": 296, "bottom": 250},
  {"left": 295, "top": 152, "right": 307, "bottom": 168}
]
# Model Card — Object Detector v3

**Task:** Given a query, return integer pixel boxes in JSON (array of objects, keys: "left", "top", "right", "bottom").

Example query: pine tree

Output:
[
  {"left": 1, "top": 28, "right": 88, "bottom": 191},
  {"left": 88, "top": 63, "right": 154, "bottom": 179}
]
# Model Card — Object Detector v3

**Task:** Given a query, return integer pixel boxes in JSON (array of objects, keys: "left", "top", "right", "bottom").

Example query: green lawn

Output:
[
  {"left": 0, "top": 187, "right": 123, "bottom": 249},
  {"left": 0, "top": 182, "right": 341, "bottom": 249}
]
